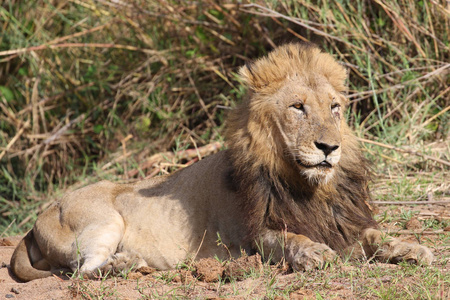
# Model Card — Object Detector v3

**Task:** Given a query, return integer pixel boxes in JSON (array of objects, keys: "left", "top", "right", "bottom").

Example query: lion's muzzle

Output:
[{"left": 314, "top": 141, "right": 339, "bottom": 157}]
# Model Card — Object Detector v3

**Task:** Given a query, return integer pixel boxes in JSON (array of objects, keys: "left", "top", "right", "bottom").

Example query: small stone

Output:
[
  {"left": 0, "top": 238, "right": 14, "bottom": 246},
  {"left": 0, "top": 238, "right": 13, "bottom": 246},
  {"left": 127, "top": 272, "right": 143, "bottom": 280},
  {"left": 405, "top": 218, "right": 422, "bottom": 230},
  {"left": 194, "top": 258, "right": 224, "bottom": 282},
  {"left": 136, "top": 266, "right": 156, "bottom": 275},
  {"left": 172, "top": 274, "right": 181, "bottom": 283},
  {"left": 177, "top": 269, "right": 195, "bottom": 283},
  {"left": 223, "top": 253, "right": 263, "bottom": 281},
  {"left": 10, "top": 288, "right": 19, "bottom": 295},
  {"left": 5, "top": 294, "right": 14, "bottom": 299}
]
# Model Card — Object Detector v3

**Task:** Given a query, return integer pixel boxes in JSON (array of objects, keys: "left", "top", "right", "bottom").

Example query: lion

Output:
[{"left": 10, "top": 43, "right": 434, "bottom": 282}]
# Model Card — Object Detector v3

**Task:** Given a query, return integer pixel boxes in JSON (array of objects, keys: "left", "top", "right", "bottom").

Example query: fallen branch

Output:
[
  {"left": 348, "top": 63, "right": 450, "bottom": 102},
  {"left": 17, "top": 83, "right": 95, "bottom": 116},
  {"left": 0, "top": 42, "right": 166, "bottom": 57},
  {"left": 43, "top": 114, "right": 86, "bottom": 145},
  {"left": 372, "top": 201, "right": 450, "bottom": 205},
  {"left": 382, "top": 229, "right": 444, "bottom": 235},
  {"left": 357, "top": 137, "right": 450, "bottom": 167},
  {"left": 421, "top": 104, "right": 450, "bottom": 128},
  {"left": 240, "top": 3, "right": 363, "bottom": 51},
  {"left": 0, "top": 121, "right": 30, "bottom": 160},
  {"left": 127, "top": 141, "right": 223, "bottom": 177}
]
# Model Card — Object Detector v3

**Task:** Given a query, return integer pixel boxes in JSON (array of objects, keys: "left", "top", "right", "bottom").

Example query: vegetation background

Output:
[{"left": 0, "top": 0, "right": 448, "bottom": 298}]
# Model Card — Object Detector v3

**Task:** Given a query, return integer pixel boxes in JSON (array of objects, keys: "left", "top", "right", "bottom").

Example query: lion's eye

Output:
[
  {"left": 291, "top": 103, "right": 304, "bottom": 111},
  {"left": 331, "top": 103, "right": 341, "bottom": 116}
]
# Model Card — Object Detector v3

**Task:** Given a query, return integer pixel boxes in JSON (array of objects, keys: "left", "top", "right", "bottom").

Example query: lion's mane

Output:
[{"left": 225, "top": 43, "right": 377, "bottom": 251}]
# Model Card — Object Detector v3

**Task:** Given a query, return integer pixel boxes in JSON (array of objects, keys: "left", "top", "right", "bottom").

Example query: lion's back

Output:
[{"left": 115, "top": 150, "right": 250, "bottom": 267}]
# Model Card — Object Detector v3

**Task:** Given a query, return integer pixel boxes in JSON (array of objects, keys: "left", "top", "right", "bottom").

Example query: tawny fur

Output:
[
  {"left": 226, "top": 44, "right": 376, "bottom": 250},
  {"left": 239, "top": 43, "right": 347, "bottom": 94},
  {"left": 10, "top": 43, "right": 434, "bottom": 282}
]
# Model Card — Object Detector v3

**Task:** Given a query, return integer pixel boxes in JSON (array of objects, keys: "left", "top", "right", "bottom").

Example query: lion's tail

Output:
[{"left": 10, "top": 230, "right": 52, "bottom": 282}]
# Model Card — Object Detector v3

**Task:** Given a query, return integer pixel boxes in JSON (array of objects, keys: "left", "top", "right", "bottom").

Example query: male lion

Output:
[{"left": 11, "top": 43, "right": 433, "bottom": 282}]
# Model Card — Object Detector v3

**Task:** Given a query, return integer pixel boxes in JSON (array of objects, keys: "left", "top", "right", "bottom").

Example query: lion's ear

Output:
[{"left": 239, "top": 63, "right": 258, "bottom": 91}]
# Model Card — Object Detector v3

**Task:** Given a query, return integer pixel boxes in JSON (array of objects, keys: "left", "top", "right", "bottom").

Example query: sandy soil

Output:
[
  {"left": 1, "top": 203, "right": 448, "bottom": 299},
  {"left": 0, "top": 237, "right": 279, "bottom": 300}
]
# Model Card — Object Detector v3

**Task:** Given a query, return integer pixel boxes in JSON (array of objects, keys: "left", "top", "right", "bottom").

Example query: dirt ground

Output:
[{"left": 1, "top": 204, "right": 449, "bottom": 299}]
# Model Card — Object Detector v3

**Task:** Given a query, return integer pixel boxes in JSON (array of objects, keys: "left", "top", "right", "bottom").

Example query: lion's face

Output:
[
  {"left": 231, "top": 43, "right": 350, "bottom": 185},
  {"left": 271, "top": 74, "right": 346, "bottom": 183}
]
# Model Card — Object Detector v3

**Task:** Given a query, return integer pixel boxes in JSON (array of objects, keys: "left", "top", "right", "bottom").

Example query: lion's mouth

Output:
[{"left": 296, "top": 160, "right": 332, "bottom": 169}]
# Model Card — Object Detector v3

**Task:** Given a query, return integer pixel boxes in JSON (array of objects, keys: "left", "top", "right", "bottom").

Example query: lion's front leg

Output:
[
  {"left": 257, "top": 230, "right": 336, "bottom": 271},
  {"left": 358, "top": 228, "right": 434, "bottom": 265}
]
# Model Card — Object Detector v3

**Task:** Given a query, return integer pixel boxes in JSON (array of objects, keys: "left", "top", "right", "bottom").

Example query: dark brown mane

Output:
[
  {"left": 225, "top": 43, "right": 378, "bottom": 252},
  {"left": 226, "top": 141, "right": 377, "bottom": 252}
]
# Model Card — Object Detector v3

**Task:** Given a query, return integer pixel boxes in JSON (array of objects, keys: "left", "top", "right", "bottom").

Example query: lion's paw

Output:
[
  {"left": 290, "top": 242, "right": 337, "bottom": 271},
  {"left": 100, "top": 252, "right": 148, "bottom": 275},
  {"left": 380, "top": 240, "right": 434, "bottom": 266}
]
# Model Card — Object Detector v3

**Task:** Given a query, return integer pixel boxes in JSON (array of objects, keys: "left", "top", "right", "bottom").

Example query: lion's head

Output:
[
  {"left": 226, "top": 43, "right": 376, "bottom": 250},
  {"left": 227, "top": 43, "right": 350, "bottom": 184}
]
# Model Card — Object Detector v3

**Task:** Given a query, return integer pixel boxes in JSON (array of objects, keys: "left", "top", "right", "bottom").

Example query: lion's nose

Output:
[{"left": 314, "top": 141, "right": 339, "bottom": 156}]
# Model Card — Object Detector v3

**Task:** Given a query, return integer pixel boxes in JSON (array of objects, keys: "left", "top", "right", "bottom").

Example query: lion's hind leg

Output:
[{"left": 70, "top": 214, "right": 127, "bottom": 277}]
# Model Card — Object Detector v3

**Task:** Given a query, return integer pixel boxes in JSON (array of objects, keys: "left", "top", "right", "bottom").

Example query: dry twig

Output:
[
  {"left": 127, "top": 142, "right": 223, "bottom": 177},
  {"left": 357, "top": 137, "right": 450, "bottom": 167},
  {"left": 372, "top": 201, "right": 450, "bottom": 205}
]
